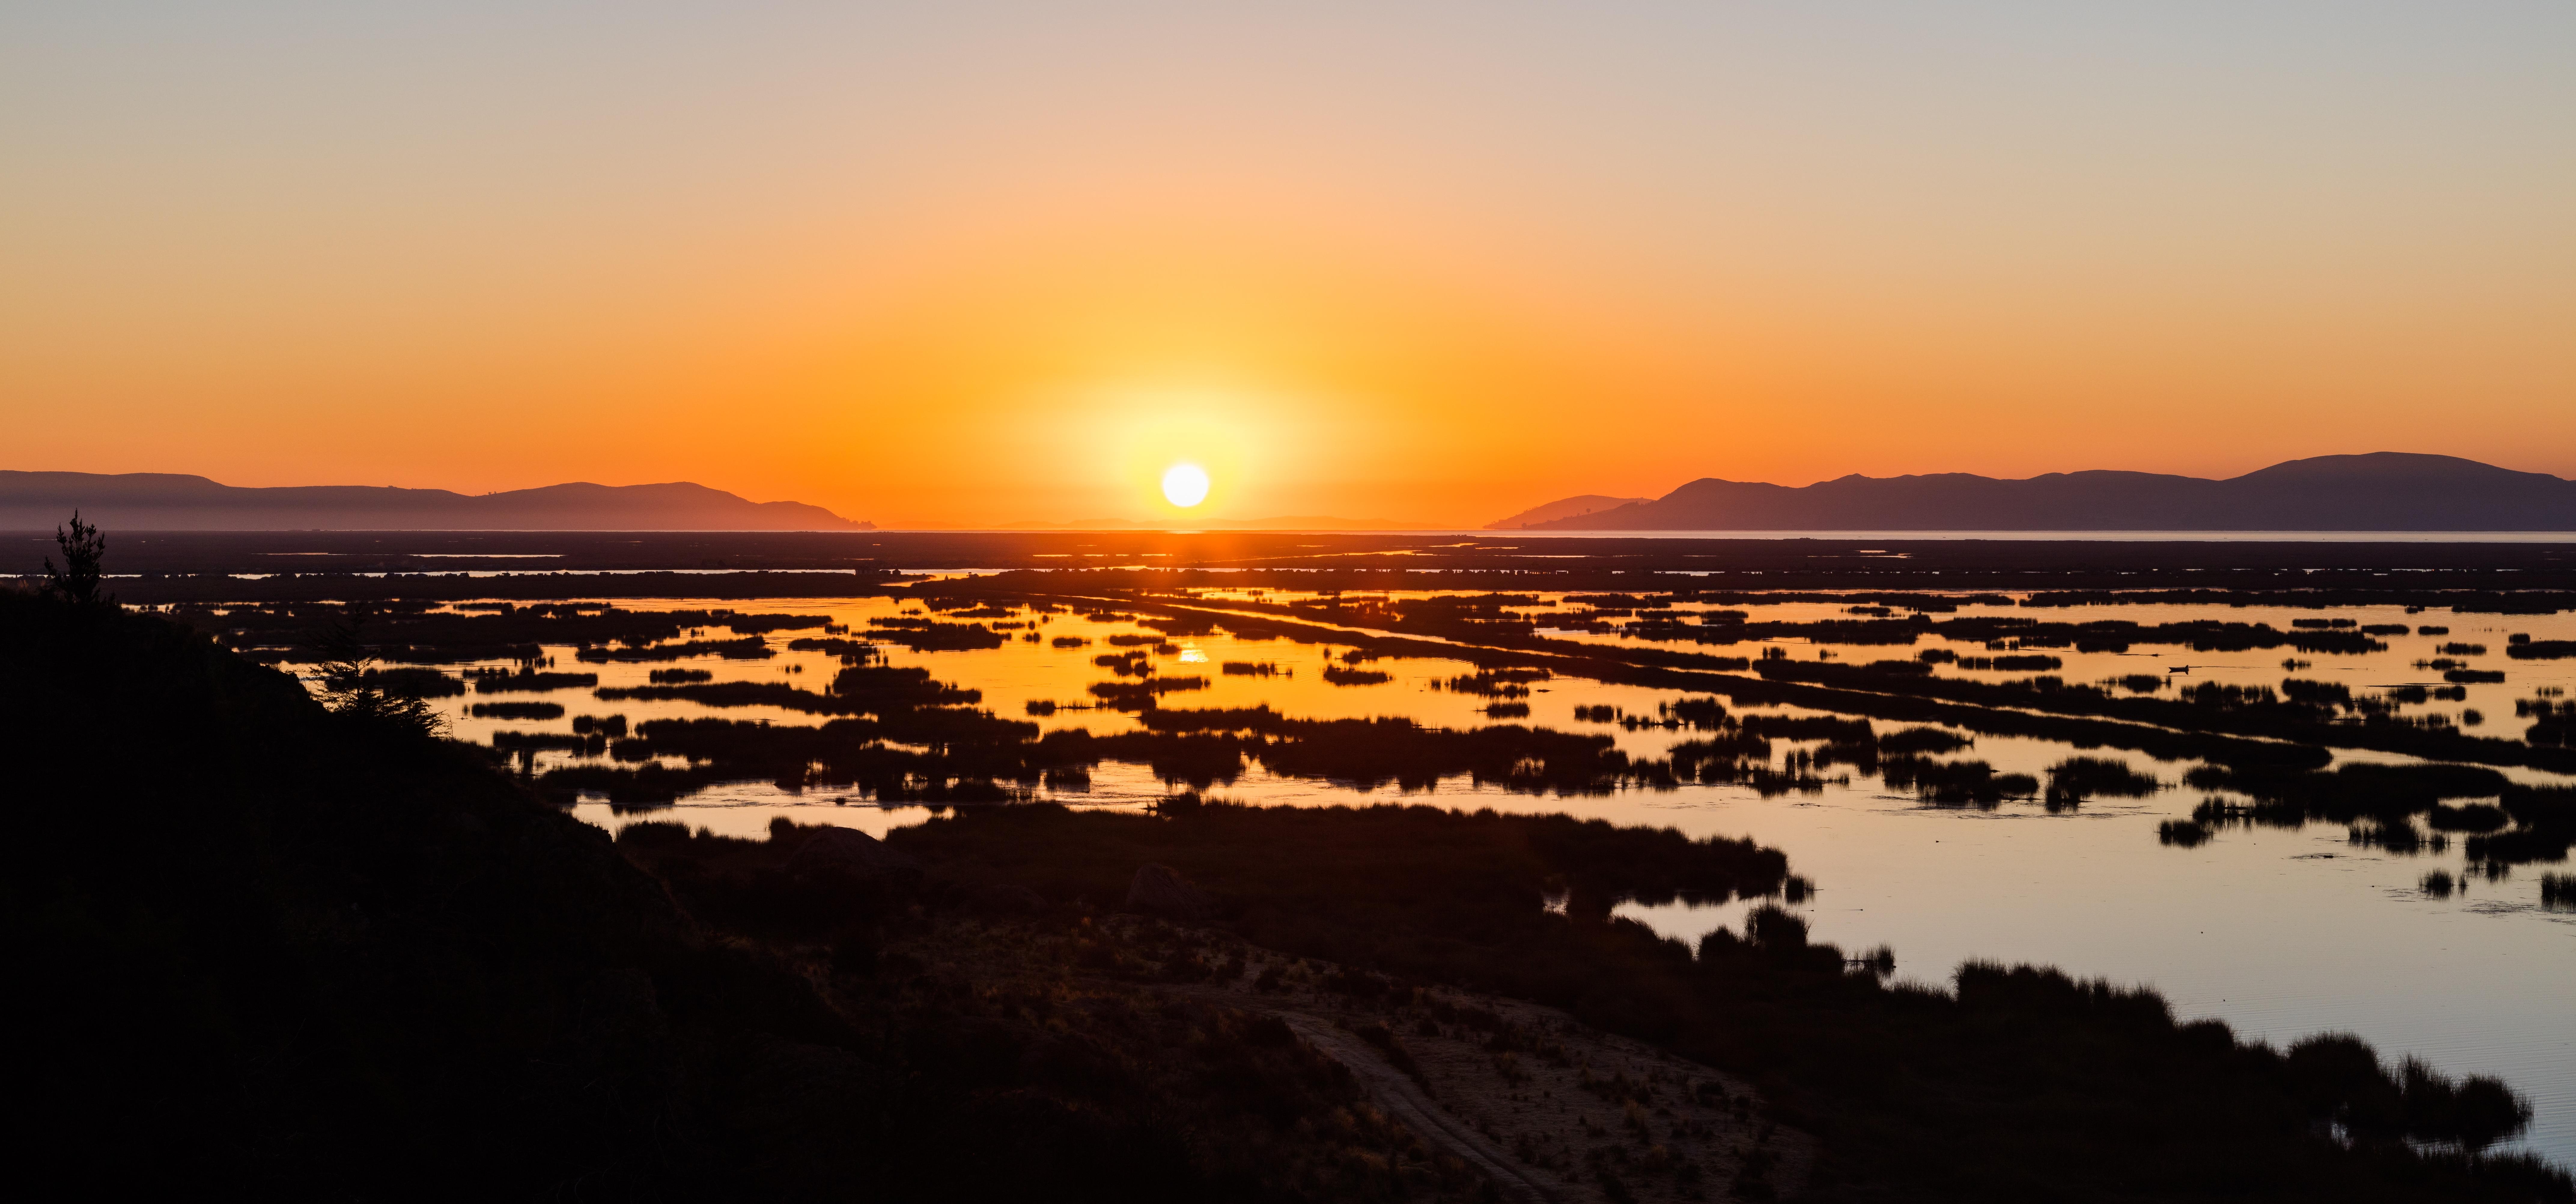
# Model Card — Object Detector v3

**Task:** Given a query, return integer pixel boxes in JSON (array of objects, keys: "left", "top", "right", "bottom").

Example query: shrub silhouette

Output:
[
  {"left": 41, "top": 511, "right": 109, "bottom": 607},
  {"left": 308, "top": 606, "right": 442, "bottom": 736}
]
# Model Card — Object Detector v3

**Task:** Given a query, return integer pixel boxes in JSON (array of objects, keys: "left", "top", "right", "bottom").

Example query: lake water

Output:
[
  {"left": 1476, "top": 529, "right": 2576, "bottom": 543},
  {"left": 378, "top": 588, "right": 2576, "bottom": 1165}
]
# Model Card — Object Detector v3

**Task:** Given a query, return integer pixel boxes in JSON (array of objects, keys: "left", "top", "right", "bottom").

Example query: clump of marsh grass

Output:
[{"left": 2157, "top": 819, "right": 2212, "bottom": 848}]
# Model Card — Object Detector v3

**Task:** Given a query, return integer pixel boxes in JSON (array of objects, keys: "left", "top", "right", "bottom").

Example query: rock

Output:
[
  {"left": 1124, "top": 863, "right": 1218, "bottom": 920},
  {"left": 785, "top": 826, "right": 922, "bottom": 880},
  {"left": 967, "top": 883, "right": 1046, "bottom": 915}
]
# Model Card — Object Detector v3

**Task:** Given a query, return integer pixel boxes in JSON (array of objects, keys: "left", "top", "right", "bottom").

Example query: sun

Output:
[{"left": 1161, "top": 463, "right": 1211, "bottom": 508}]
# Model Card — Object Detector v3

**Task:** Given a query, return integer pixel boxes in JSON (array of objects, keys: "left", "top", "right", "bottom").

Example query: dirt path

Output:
[
  {"left": 1137, "top": 929, "right": 1814, "bottom": 1204},
  {"left": 1276, "top": 1012, "right": 1569, "bottom": 1204}
]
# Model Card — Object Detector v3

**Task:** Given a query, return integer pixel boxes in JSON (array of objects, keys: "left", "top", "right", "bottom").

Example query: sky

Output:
[{"left": 3, "top": 2, "right": 2571, "bottom": 528}]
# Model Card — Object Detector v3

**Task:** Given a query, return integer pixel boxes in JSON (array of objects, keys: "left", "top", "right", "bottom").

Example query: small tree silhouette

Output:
[
  {"left": 43, "top": 511, "right": 109, "bottom": 607},
  {"left": 311, "top": 605, "right": 443, "bottom": 736}
]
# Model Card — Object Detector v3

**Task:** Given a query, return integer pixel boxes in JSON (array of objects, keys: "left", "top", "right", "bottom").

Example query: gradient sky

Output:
[{"left": 5, "top": 2, "right": 2571, "bottom": 527}]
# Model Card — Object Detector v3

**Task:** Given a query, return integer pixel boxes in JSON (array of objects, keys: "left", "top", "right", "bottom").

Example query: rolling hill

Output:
[
  {"left": 0, "top": 471, "right": 866, "bottom": 531},
  {"left": 1498, "top": 454, "right": 2576, "bottom": 532}
]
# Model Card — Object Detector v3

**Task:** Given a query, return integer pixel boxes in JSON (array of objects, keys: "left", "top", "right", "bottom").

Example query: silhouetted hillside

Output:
[
  {"left": 1507, "top": 454, "right": 2576, "bottom": 531},
  {"left": 0, "top": 470, "right": 866, "bottom": 530}
]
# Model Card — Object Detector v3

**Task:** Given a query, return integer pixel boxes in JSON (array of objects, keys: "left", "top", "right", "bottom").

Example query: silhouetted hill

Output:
[
  {"left": 1482, "top": 493, "right": 1651, "bottom": 530},
  {"left": 1507, "top": 454, "right": 2576, "bottom": 531},
  {"left": 0, "top": 471, "right": 867, "bottom": 530}
]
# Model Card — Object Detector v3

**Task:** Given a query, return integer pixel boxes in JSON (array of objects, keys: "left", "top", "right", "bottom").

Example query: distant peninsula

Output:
[
  {"left": 1482, "top": 493, "right": 1651, "bottom": 530},
  {"left": 1497, "top": 453, "right": 2576, "bottom": 532},
  {"left": 0, "top": 471, "right": 867, "bottom": 531}
]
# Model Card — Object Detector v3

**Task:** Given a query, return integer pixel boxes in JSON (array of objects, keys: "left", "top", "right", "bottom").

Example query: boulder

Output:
[
  {"left": 785, "top": 826, "right": 922, "bottom": 881},
  {"left": 1124, "top": 863, "right": 1218, "bottom": 921}
]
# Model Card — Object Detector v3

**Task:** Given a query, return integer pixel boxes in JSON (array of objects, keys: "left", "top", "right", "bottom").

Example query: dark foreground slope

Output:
[{"left": 0, "top": 590, "right": 840, "bottom": 1195}]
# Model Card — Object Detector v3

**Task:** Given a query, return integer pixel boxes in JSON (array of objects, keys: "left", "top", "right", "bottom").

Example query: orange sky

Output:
[{"left": 4, "top": 4, "right": 2571, "bottom": 527}]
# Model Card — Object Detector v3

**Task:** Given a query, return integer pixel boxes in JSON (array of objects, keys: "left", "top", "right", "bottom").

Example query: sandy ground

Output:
[{"left": 1120, "top": 919, "right": 1815, "bottom": 1204}]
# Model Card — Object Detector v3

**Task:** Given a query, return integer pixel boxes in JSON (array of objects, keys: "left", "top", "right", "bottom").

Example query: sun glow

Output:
[{"left": 1160, "top": 463, "right": 1211, "bottom": 508}]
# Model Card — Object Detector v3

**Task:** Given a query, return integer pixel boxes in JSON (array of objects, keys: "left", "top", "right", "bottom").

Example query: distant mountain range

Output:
[
  {"left": 1, "top": 472, "right": 866, "bottom": 531},
  {"left": 1497, "top": 454, "right": 2576, "bottom": 532}
]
